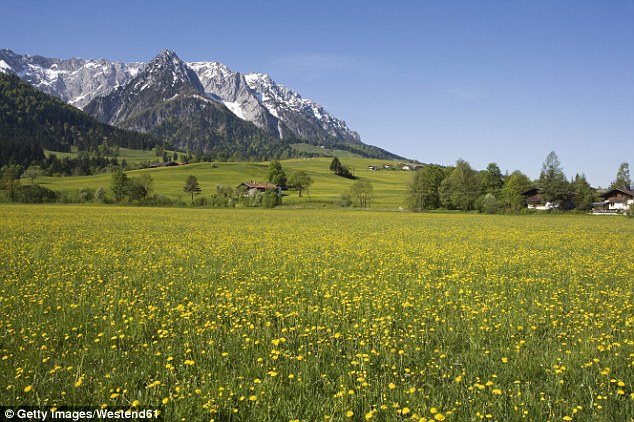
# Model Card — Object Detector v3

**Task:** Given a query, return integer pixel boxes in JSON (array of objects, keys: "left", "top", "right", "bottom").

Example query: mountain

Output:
[
  {"left": 0, "top": 48, "right": 143, "bottom": 109},
  {"left": 0, "top": 71, "right": 157, "bottom": 166},
  {"left": 188, "top": 61, "right": 283, "bottom": 138},
  {"left": 244, "top": 73, "right": 361, "bottom": 145},
  {"left": 84, "top": 50, "right": 291, "bottom": 158},
  {"left": 1, "top": 48, "right": 404, "bottom": 160}
]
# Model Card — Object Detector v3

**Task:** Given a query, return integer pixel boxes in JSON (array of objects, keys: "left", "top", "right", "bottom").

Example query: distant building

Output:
[
  {"left": 238, "top": 181, "right": 282, "bottom": 196},
  {"left": 594, "top": 186, "right": 633, "bottom": 213},
  {"left": 147, "top": 161, "right": 181, "bottom": 168},
  {"left": 522, "top": 187, "right": 575, "bottom": 210}
]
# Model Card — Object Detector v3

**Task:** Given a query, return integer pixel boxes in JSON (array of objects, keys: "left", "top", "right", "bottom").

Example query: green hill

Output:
[{"left": 36, "top": 157, "right": 417, "bottom": 208}]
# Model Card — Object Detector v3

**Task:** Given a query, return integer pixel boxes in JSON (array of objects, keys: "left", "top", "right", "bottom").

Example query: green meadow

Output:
[
  {"left": 1, "top": 205, "right": 632, "bottom": 421},
  {"left": 36, "top": 157, "right": 414, "bottom": 208}
]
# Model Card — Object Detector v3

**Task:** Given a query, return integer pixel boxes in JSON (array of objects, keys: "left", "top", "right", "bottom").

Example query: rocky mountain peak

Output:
[{"left": 3, "top": 48, "right": 377, "bottom": 154}]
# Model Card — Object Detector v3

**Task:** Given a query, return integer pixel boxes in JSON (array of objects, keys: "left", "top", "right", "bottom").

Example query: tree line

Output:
[
  {"left": 407, "top": 151, "right": 630, "bottom": 213},
  {"left": 2, "top": 150, "right": 630, "bottom": 213}
]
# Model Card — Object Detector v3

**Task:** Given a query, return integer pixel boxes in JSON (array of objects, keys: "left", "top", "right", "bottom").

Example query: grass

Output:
[
  {"left": 1, "top": 205, "right": 632, "bottom": 421},
  {"left": 35, "top": 157, "right": 416, "bottom": 208},
  {"left": 44, "top": 148, "right": 181, "bottom": 164}
]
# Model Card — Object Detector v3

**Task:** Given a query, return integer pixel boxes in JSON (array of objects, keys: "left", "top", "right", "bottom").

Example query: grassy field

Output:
[
  {"left": 1, "top": 205, "right": 632, "bottom": 421},
  {"left": 36, "top": 157, "right": 415, "bottom": 208},
  {"left": 44, "top": 147, "right": 169, "bottom": 163}
]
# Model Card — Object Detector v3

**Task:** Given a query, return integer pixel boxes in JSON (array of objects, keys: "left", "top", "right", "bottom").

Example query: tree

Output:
[
  {"left": 0, "top": 164, "right": 23, "bottom": 201},
  {"left": 480, "top": 162, "right": 504, "bottom": 194},
  {"left": 481, "top": 193, "right": 500, "bottom": 214},
  {"left": 138, "top": 173, "right": 154, "bottom": 200},
  {"left": 439, "top": 159, "right": 479, "bottom": 211},
  {"left": 127, "top": 179, "right": 148, "bottom": 202},
  {"left": 21, "top": 165, "right": 44, "bottom": 185},
  {"left": 210, "top": 185, "right": 237, "bottom": 207},
  {"left": 406, "top": 164, "right": 444, "bottom": 211},
  {"left": 539, "top": 151, "right": 567, "bottom": 204},
  {"left": 501, "top": 170, "right": 532, "bottom": 211},
  {"left": 183, "top": 175, "right": 202, "bottom": 204},
  {"left": 329, "top": 157, "right": 354, "bottom": 179},
  {"left": 95, "top": 187, "right": 106, "bottom": 203},
  {"left": 110, "top": 169, "right": 129, "bottom": 202},
  {"left": 266, "top": 159, "right": 287, "bottom": 186},
  {"left": 329, "top": 157, "right": 344, "bottom": 173},
  {"left": 611, "top": 162, "right": 631, "bottom": 189},
  {"left": 287, "top": 170, "right": 313, "bottom": 197},
  {"left": 350, "top": 180, "right": 373, "bottom": 208},
  {"left": 571, "top": 173, "right": 595, "bottom": 211}
]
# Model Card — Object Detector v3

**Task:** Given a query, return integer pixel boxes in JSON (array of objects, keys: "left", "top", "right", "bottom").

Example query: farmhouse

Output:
[
  {"left": 238, "top": 181, "right": 282, "bottom": 196},
  {"left": 522, "top": 188, "right": 575, "bottom": 210},
  {"left": 594, "top": 186, "right": 634, "bottom": 213},
  {"left": 147, "top": 161, "right": 181, "bottom": 168},
  {"left": 522, "top": 188, "right": 554, "bottom": 210}
]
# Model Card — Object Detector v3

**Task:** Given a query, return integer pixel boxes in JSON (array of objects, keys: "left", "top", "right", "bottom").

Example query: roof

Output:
[
  {"left": 521, "top": 187, "right": 541, "bottom": 196},
  {"left": 148, "top": 161, "right": 181, "bottom": 168},
  {"left": 601, "top": 186, "right": 634, "bottom": 199},
  {"left": 239, "top": 182, "right": 279, "bottom": 190}
]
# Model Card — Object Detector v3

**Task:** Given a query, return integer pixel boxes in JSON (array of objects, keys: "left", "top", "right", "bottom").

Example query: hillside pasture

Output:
[{"left": 35, "top": 157, "right": 415, "bottom": 207}]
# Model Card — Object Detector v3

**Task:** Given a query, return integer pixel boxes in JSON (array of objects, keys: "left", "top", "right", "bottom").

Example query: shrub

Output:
[
  {"left": 13, "top": 185, "right": 59, "bottom": 203},
  {"left": 336, "top": 193, "right": 353, "bottom": 207}
]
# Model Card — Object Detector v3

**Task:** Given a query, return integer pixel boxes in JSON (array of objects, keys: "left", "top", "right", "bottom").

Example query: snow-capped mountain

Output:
[
  {"left": 244, "top": 73, "right": 361, "bottom": 144},
  {"left": 188, "top": 61, "right": 282, "bottom": 137},
  {"left": 84, "top": 50, "right": 206, "bottom": 126},
  {"left": 0, "top": 48, "right": 362, "bottom": 146},
  {"left": 0, "top": 49, "right": 142, "bottom": 109}
]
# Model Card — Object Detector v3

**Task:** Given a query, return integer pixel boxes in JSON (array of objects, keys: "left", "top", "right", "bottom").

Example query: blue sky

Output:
[{"left": 2, "top": 0, "right": 632, "bottom": 187}]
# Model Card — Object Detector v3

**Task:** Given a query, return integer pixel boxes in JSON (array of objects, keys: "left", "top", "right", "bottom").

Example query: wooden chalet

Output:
[
  {"left": 594, "top": 186, "right": 634, "bottom": 213},
  {"left": 147, "top": 161, "right": 182, "bottom": 168},
  {"left": 522, "top": 188, "right": 552, "bottom": 210},
  {"left": 522, "top": 187, "right": 575, "bottom": 211},
  {"left": 238, "top": 181, "right": 282, "bottom": 196}
]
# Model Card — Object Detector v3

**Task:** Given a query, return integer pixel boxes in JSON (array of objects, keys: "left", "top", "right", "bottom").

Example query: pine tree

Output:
[
  {"left": 611, "top": 162, "right": 631, "bottom": 189},
  {"left": 539, "top": 151, "right": 567, "bottom": 204},
  {"left": 183, "top": 175, "right": 202, "bottom": 204}
]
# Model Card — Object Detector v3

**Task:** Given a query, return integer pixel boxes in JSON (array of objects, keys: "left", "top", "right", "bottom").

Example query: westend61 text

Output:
[{"left": 11, "top": 408, "right": 159, "bottom": 420}]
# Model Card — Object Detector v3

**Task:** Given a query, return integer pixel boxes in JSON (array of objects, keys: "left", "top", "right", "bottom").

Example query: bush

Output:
[
  {"left": 144, "top": 195, "right": 178, "bottom": 207},
  {"left": 79, "top": 188, "right": 94, "bottom": 202},
  {"left": 210, "top": 185, "right": 237, "bottom": 208},
  {"left": 260, "top": 189, "right": 281, "bottom": 208},
  {"left": 95, "top": 187, "right": 107, "bottom": 203},
  {"left": 336, "top": 193, "right": 353, "bottom": 207},
  {"left": 13, "top": 185, "right": 59, "bottom": 203},
  {"left": 480, "top": 193, "right": 500, "bottom": 214},
  {"left": 193, "top": 197, "right": 208, "bottom": 206}
]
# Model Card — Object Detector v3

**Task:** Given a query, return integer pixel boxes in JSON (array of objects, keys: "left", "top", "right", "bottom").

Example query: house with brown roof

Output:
[
  {"left": 594, "top": 186, "right": 634, "bottom": 213},
  {"left": 521, "top": 187, "right": 575, "bottom": 210},
  {"left": 238, "top": 181, "right": 282, "bottom": 196}
]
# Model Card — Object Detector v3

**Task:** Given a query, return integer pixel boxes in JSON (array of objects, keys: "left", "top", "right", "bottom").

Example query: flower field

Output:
[{"left": 1, "top": 205, "right": 632, "bottom": 421}]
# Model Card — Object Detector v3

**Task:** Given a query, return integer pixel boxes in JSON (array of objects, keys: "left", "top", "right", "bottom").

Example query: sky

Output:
[{"left": 1, "top": 0, "right": 632, "bottom": 187}]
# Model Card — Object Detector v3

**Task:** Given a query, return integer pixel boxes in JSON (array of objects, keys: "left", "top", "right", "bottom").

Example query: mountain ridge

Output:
[{"left": 0, "top": 48, "right": 404, "bottom": 160}]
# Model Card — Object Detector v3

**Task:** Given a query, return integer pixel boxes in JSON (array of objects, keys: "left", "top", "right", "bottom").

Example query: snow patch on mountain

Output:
[{"left": 2, "top": 48, "right": 361, "bottom": 144}]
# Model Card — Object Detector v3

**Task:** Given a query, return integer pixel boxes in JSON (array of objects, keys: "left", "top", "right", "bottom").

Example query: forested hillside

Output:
[{"left": 0, "top": 72, "right": 158, "bottom": 166}]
